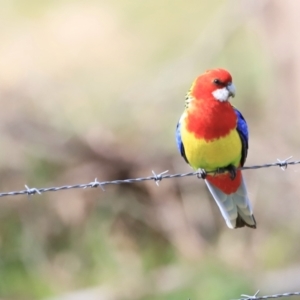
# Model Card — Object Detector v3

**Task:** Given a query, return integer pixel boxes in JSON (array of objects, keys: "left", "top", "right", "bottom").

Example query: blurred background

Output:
[{"left": 0, "top": 0, "right": 300, "bottom": 299}]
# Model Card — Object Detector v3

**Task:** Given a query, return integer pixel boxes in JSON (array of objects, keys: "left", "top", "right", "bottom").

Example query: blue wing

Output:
[
  {"left": 176, "top": 121, "right": 188, "bottom": 163},
  {"left": 234, "top": 107, "right": 249, "bottom": 166}
]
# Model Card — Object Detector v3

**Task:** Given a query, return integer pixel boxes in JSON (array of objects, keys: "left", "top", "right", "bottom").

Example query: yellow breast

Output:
[{"left": 181, "top": 125, "right": 242, "bottom": 171}]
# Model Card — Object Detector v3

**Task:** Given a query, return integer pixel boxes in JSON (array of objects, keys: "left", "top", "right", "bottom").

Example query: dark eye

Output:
[{"left": 213, "top": 79, "right": 222, "bottom": 85}]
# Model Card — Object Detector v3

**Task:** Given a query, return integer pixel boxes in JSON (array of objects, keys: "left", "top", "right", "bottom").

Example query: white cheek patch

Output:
[{"left": 212, "top": 87, "right": 230, "bottom": 102}]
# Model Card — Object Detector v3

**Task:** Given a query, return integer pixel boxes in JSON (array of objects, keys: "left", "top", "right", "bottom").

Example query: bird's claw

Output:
[
  {"left": 197, "top": 169, "right": 207, "bottom": 179},
  {"left": 226, "top": 164, "right": 237, "bottom": 180}
]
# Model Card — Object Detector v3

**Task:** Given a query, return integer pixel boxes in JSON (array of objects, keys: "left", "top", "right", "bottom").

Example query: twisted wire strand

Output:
[{"left": 0, "top": 158, "right": 298, "bottom": 198}]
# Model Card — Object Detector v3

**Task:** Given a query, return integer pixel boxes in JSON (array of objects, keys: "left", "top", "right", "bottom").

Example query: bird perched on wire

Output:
[{"left": 176, "top": 68, "right": 256, "bottom": 229}]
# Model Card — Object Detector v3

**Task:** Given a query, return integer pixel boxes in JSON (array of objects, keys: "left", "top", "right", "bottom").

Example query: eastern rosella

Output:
[{"left": 176, "top": 68, "right": 256, "bottom": 229}]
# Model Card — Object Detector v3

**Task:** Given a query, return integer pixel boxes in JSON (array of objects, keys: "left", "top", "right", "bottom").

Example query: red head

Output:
[{"left": 190, "top": 68, "right": 236, "bottom": 102}]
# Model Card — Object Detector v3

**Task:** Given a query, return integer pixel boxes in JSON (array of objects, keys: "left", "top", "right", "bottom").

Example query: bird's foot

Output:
[
  {"left": 225, "top": 164, "right": 237, "bottom": 180},
  {"left": 215, "top": 167, "right": 224, "bottom": 176},
  {"left": 197, "top": 168, "right": 207, "bottom": 179}
]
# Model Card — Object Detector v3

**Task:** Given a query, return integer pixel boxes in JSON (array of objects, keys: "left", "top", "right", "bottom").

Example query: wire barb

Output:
[
  {"left": 240, "top": 290, "right": 260, "bottom": 299},
  {"left": 24, "top": 185, "right": 41, "bottom": 197},
  {"left": 235, "top": 291, "right": 300, "bottom": 300},
  {"left": 152, "top": 170, "right": 169, "bottom": 186},
  {"left": 0, "top": 158, "right": 299, "bottom": 198},
  {"left": 88, "top": 178, "right": 105, "bottom": 191},
  {"left": 277, "top": 156, "right": 293, "bottom": 171},
  {"left": 196, "top": 168, "right": 207, "bottom": 179}
]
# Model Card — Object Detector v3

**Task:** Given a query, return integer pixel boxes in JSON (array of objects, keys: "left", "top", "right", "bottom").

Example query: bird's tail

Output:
[{"left": 205, "top": 171, "right": 256, "bottom": 229}]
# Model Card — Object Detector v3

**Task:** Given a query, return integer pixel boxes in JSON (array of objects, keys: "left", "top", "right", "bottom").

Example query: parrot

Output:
[{"left": 176, "top": 68, "right": 256, "bottom": 229}]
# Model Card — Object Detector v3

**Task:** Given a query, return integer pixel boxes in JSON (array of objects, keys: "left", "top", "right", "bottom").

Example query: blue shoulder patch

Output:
[
  {"left": 234, "top": 107, "right": 249, "bottom": 165},
  {"left": 234, "top": 108, "right": 248, "bottom": 143},
  {"left": 176, "top": 122, "right": 183, "bottom": 154},
  {"left": 176, "top": 121, "right": 188, "bottom": 163}
]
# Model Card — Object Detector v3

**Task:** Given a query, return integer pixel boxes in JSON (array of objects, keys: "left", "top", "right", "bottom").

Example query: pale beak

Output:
[{"left": 226, "top": 83, "right": 236, "bottom": 98}]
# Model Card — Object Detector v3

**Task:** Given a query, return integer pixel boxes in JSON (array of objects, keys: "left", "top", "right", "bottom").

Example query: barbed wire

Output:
[
  {"left": 0, "top": 157, "right": 299, "bottom": 198},
  {"left": 235, "top": 290, "right": 300, "bottom": 299}
]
